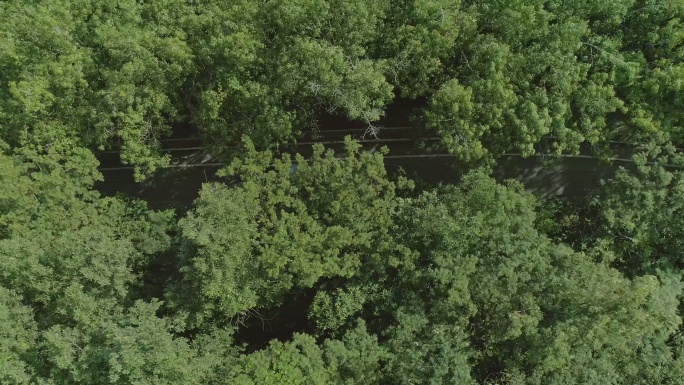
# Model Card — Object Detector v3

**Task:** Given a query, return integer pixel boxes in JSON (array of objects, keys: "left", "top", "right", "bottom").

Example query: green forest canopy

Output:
[{"left": 1, "top": 0, "right": 684, "bottom": 384}]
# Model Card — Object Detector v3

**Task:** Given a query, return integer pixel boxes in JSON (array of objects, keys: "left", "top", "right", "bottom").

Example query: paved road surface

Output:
[{"left": 95, "top": 126, "right": 640, "bottom": 209}]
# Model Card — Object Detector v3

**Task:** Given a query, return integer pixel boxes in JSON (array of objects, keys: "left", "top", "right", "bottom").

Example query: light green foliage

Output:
[
  {"left": 0, "top": 0, "right": 394, "bottom": 167},
  {"left": 617, "top": 0, "right": 684, "bottom": 143},
  {"left": 1, "top": 139, "right": 683, "bottom": 383},
  {"left": 0, "top": 0, "right": 192, "bottom": 178},
  {"left": 190, "top": 0, "right": 393, "bottom": 151},
  {"left": 0, "top": 143, "right": 101, "bottom": 238},
  {"left": 234, "top": 334, "right": 331, "bottom": 385},
  {"left": 171, "top": 183, "right": 260, "bottom": 323},
  {"left": 425, "top": 0, "right": 684, "bottom": 162},
  {"left": 0, "top": 287, "right": 38, "bottom": 384},
  {"left": 381, "top": 308, "right": 476, "bottom": 385},
  {"left": 188, "top": 328, "right": 244, "bottom": 384},
  {"left": 231, "top": 322, "right": 384, "bottom": 385},
  {"left": 40, "top": 300, "right": 206, "bottom": 385},
  {"left": 3, "top": 1, "right": 684, "bottom": 383},
  {"left": 322, "top": 321, "right": 386, "bottom": 385},
  {"left": 2, "top": 0, "right": 683, "bottom": 175},
  {"left": 310, "top": 286, "right": 367, "bottom": 332},
  {"left": 172, "top": 137, "right": 402, "bottom": 326},
  {"left": 0, "top": 145, "right": 171, "bottom": 322},
  {"left": 377, "top": 0, "right": 466, "bottom": 97},
  {"left": 520, "top": 271, "right": 681, "bottom": 385},
  {"left": 424, "top": 79, "right": 485, "bottom": 161},
  {"left": 434, "top": 0, "right": 602, "bottom": 158}
]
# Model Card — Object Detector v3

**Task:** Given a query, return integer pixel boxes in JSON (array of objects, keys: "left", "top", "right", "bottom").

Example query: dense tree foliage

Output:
[
  {"left": 3, "top": 0, "right": 682, "bottom": 174},
  {"left": 3, "top": 0, "right": 684, "bottom": 383},
  {"left": 424, "top": 0, "right": 684, "bottom": 161},
  {"left": 169, "top": 138, "right": 405, "bottom": 328},
  {"left": 385, "top": 174, "right": 683, "bottom": 384},
  {"left": 0, "top": 0, "right": 193, "bottom": 178}
]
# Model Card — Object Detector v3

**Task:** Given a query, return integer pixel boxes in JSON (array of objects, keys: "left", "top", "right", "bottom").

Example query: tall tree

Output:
[
  {"left": 0, "top": 143, "right": 204, "bottom": 384},
  {"left": 168, "top": 137, "right": 405, "bottom": 328},
  {"left": 370, "top": 172, "right": 683, "bottom": 384},
  {"left": 0, "top": 0, "right": 193, "bottom": 178},
  {"left": 423, "top": 0, "right": 684, "bottom": 163},
  {"left": 0, "top": 287, "right": 38, "bottom": 384},
  {"left": 188, "top": 0, "right": 393, "bottom": 154}
]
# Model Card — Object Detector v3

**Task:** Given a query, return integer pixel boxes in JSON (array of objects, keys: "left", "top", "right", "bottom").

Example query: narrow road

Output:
[{"left": 94, "top": 126, "right": 648, "bottom": 208}]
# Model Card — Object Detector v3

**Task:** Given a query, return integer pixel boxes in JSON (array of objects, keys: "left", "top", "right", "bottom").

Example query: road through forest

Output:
[{"left": 95, "top": 124, "right": 635, "bottom": 209}]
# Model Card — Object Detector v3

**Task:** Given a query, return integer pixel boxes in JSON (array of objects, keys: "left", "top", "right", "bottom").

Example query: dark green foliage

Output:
[
  {"left": 0, "top": 146, "right": 196, "bottom": 383},
  {"left": 383, "top": 172, "right": 683, "bottom": 384},
  {"left": 593, "top": 150, "right": 684, "bottom": 274}
]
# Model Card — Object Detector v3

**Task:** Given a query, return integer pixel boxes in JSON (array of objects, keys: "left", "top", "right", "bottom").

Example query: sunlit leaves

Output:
[
  {"left": 172, "top": 137, "right": 401, "bottom": 326},
  {"left": 0, "top": 287, "right": 38, "bottom": 384},
  {"left": 0, "top": 0, "right": 192, "bottom": 178}
]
